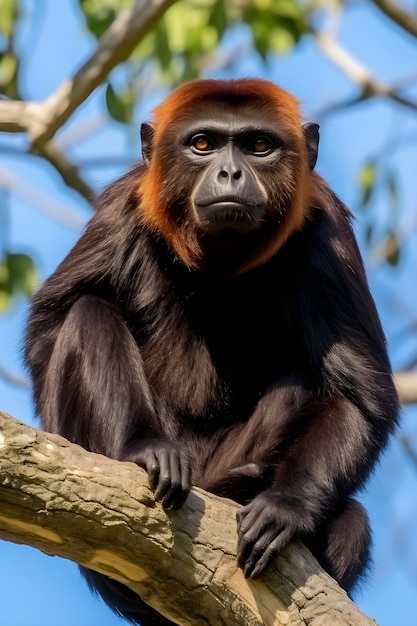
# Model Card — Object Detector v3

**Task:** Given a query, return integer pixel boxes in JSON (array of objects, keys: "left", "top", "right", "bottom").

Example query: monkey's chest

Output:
[{"left": 136, "top": 301, "right": 297, "bottom": 423}]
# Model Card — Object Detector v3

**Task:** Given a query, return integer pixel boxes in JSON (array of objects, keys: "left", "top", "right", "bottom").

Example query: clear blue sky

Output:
[{"left": 1, "top": 1, "right": 417, "bottom": 625}]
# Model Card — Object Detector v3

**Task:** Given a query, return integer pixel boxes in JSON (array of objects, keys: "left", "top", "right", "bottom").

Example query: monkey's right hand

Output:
[{"left": 126, "top": 438, "right": 192, "bottom": 510}]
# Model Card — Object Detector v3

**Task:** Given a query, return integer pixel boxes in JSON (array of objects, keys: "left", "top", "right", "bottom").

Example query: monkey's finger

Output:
[
  {"left": 244, "top": 527, "right": 292, "bottom": 579},
  {"left": 146, "top": 452, "right": 161, "bottom": 493},
  {"left": 236, "top": 502, "right": 262, "bottom": 535},
  {"left": 236, "top": 516, "right": 274, "bottom": 569},
  {"left": 164, "top": 451, "right": 192, "bottom": 510},
  {"left": 153, "top": 450, "right": 173, "bottom": 502},
  {"left": 161, "top": 450, "right": 187, "bottom": 509}
]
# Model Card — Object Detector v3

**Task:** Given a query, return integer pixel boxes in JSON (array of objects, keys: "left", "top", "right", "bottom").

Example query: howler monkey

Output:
[{"left": 25, "top": 79, "right": 399, "bottom": 626}]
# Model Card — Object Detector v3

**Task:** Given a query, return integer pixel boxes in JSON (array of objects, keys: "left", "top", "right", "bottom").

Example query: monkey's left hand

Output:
[{"left": 236, "top": 491, "right": 306, "bottom": 578}]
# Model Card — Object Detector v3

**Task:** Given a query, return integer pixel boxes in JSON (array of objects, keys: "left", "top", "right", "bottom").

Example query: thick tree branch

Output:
[
  {"left": 0, "top": 0, "right": 176, "bottom": 141},
  {"left": 29, "top": 0, "right": 177, "bottom": 146},
  {"left": 371, "top": 0, "right": 417, "bottom": 39},
  {"left": 0, "top": 0, "right": 177, "bottom": 201},
  {"left": 0, "top": 99, "right": 36, "bottom": 132},
  {"left": 0, "top": 411, "right": 376, "bottom": 626}
]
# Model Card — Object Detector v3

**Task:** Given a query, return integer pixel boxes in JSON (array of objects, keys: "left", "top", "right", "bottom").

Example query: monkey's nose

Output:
[{"left": 218, "top": 169, "right": 243, "bottom": 181}]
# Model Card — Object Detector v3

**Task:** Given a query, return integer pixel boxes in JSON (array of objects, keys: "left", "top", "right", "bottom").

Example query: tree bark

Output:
[{"left": 0, "top": 410, "right": 377, "bottom": 626}]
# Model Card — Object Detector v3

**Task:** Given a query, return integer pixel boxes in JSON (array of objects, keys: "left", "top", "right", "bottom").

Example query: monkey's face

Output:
[
  {"left": 180, "top": 106, "right": 284, "bottom": 236},
  {"left": 138, "top": 81, "right": 319, "bottom": 273}
]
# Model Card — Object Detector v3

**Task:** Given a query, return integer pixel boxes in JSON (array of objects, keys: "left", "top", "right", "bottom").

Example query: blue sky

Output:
[{"left": 1, "top": 1, "right": 417, "bottom": 625}]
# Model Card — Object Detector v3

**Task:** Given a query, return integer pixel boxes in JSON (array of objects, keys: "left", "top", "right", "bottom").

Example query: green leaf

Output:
[
  {"left": 0, "top": 289, "right": 12, "bottom": 311},
  {"left": 386, "top": 171, "right": 399, "bottom": 211},
  {"left": 0, "top": 252, "right": 38, "bottom": 310},
  {"left": 0, "top": 0, "right": 18, "bottom": 37},
  {"left": 358, "top": 161, "right": 377, "bottom": 207},
  {"left": 0, "top": 256, "right": 12, "bottom": 311},
  {"left": 0, "top": 52, "right": 17, "bottom": 84},
  {"left": 7, "top": 253, "right": 38, "bottom": 297},
  {"left": 386, "top": 232, "right": 401, "bottom": 267},
  {"left": 105, "top": 83, "right": 134, "bottom": 124},
  {"left": 208, "top": 0, "right": 228, "bottom": 37},
  {"left": 269, "top": 27, "right": 297, "bottom": 53},
  {"left": 245, "top": 0, "right": 308, "bottom": 57},
  {"left": 79, "top": 0, "right": 133, "bottom": 38},
  {"left": 155, "top": 22, "right": 172, "bottom": 71}
]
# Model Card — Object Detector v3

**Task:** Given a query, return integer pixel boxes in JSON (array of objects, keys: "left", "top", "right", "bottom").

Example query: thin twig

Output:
[
  {"left": 0, "top": 166, "right": 87, "bottom": 230},
  {"left": 313, "top": 30, "right": 417, "bottom": 115},
  {"left": 31, "top": 142, "right": 96, "bottom": 203},
  {"left": 0, "top": 366, "right": 28, "bottom": 388}
]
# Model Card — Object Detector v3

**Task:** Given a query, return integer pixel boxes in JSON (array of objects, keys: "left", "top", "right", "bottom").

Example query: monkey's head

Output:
[{"left": 138, "top": 79, "right": 319, "bottom": 274}]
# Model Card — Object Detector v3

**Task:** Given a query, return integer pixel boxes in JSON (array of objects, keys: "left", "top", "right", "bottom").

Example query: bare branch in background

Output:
[
  {"left": 0, "top": 0, "right": 176, "bottom": 140},
  {"left": 313, "top": 30, "right": 417, "bottom": 114},
  {"left": 29, "top": 0, "right": 177, "bottom": 146},
  {"left": 31, "top": 142, "right": 96, "bottom": 202},
  {"left": 55, "top": 113, "right": 108, "bottom": 151},
  {"left": 0, "top": 0, "right": 177, "bottom": 198},
  {"left": 394, "top": 372, "right": 417, "bottom": 406},
  {"left": 371, "top": 0, "right": 417, "bottom": 39},
  {"left": 0, "top": 167, "right": 87, "bottom": 230},
  {"left": 0, "top": 366, "right": 28, "bottom": 388}
]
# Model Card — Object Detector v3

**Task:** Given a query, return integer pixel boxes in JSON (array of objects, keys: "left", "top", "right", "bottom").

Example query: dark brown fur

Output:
[{"left": 25, "top": 80, "right": 399, "bottom": 625}]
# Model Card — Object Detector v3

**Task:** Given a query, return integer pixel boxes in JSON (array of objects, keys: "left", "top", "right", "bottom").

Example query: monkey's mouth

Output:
[
  {"left": 197, "top": 195, "right": 263, "bottom": 210},
  {"left": 195, "top": 197, "right": 265, "bottom": 232}
]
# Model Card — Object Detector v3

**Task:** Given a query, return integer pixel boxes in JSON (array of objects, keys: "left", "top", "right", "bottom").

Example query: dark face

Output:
[
  {"left": 181, "top": 109, "right": 285, "bottom": 234},
  {"left": 179, "top": 106, "right": 293, "bottom": 235},
  {"left": 142, "top": 101, "right": 319, "bottom": 239}
]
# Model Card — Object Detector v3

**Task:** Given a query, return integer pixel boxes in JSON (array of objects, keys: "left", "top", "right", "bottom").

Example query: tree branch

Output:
[
  {"left": 313, "top": 30, "right": 417, "bottom": 114},
  {"left": 31, "top": 0, "right": 177, "bottom": 145},
  {"left": 30, "top": 141, "right": 96, "bottom": 203},
  {"left": 0, "top": 0, "right": 177, "bottom": 200},
  {"left": 0, "top": 0, "right": 176, "bottom": 142},
  {"left": 394, "top": 371, "right": 417, "bottom": 406},
  {"left": 371, "top": 0, "right": 417, "bottom": 39},
  {"left": 0, "top": 366, "right": 28, "bottom": 388},
  {"left": 0, "top": 411, "right": 376, "bottom": 626},
  {"left": 0, "top": 166, "right": 87, "bottom": 230}
]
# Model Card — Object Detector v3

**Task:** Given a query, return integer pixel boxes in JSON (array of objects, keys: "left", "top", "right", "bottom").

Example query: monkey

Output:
[{"left": 25, "top": 79, "right": 399, "bottom": 625}]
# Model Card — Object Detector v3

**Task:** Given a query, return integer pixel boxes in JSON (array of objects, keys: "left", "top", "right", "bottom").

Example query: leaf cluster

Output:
[{"left": 78, "top": 0, "right": 308, "bottom": 124}]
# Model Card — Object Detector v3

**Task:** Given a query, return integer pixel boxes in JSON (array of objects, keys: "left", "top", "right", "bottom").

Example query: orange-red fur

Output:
[{"left": 138, "top": 79, "right": 316, "bottom": 273}]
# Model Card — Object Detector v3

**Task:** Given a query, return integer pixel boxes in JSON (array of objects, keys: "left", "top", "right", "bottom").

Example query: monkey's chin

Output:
[{"left": 196, "top": 201, "right": 264, "bottom": 235}]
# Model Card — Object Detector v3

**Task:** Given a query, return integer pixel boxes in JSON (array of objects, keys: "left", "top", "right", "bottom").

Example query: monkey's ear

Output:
[
  {"left": 141, "top": 123, "right": 155, "bottom": 166},
  {"left": 303, "top": 122, "right": 320, "bottom": 171}
]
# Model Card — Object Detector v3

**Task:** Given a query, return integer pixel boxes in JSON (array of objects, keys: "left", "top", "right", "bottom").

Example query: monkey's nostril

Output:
[
  {"left": 220, "top": 170, "right": 228, "bottom": 178},
  {"left": 233, "top": 170, "right": 242, "bottom": 180}
]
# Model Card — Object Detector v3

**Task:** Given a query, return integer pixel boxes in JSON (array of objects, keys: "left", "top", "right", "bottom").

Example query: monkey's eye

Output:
[
  {"left": 249, "top": 136, "right": 274, "bottom": 155},
  {"left": 190, "top": 134, "right": 214, "bottom": 153}
]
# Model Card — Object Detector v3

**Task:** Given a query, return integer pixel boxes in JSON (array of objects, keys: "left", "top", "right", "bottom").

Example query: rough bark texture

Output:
[{"left": 0, "top": 411, "right": 377, "bottom": 626}]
